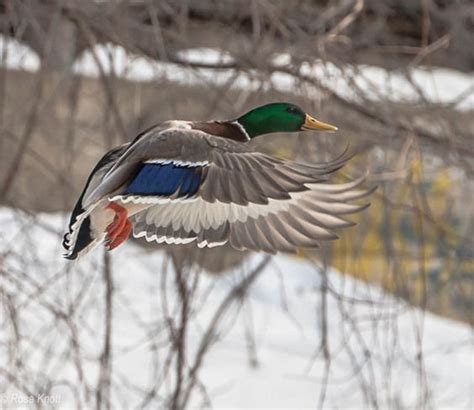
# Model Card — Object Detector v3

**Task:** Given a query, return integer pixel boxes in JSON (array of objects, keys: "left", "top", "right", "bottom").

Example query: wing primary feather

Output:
[{"left": 254, "top": 218, "right": 298, "bottom": 253}]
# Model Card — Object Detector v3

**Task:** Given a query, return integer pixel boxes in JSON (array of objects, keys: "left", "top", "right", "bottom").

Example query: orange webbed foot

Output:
[
  {"left": 105, "top": 202, "right": 132, "bottom": 250},
  {"left": 108, "top": 219, "right": 133, "bottom": 250}
]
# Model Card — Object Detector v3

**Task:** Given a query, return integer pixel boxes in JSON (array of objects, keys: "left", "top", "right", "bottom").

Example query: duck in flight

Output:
[{"left": 63, "top": 102, "right": 374, "bottom": 260}]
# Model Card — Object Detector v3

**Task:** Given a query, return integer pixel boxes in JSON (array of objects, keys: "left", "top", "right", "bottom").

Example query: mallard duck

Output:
[{"left": 63, "top": 102, "right": 373, "bottom": 260}]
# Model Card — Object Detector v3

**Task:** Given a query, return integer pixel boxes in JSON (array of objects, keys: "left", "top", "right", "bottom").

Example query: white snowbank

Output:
[
  {"left": 1, "top": 35, "right": 472, "bottom": 111},
  {"left": 176, "top": 47, "right": 235, "bottom": 65},
  {"left": 0, "top": 36, "right": 40, "bottom": 71},
  {"left": 0, "top": 208, "right": 472, "bottom": 408},
  {"left": 72, "top": 44, "right": 474, "bottom": 110}
]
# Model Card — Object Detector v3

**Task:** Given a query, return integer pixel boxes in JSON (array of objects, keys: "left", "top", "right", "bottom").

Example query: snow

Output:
[
  {"left": 0, "top": 208, "right": 472, "bottom": 409},
  {"left": 300, "top": 61, "right": 474, "bottom": 111},
  {"left": 0, "top": 36, "right": 40, "bottom": 72},
  {"left": 176, "top": 47, "right": 235, "bottom": 65},
  {"left": 1, "top": 35, "right": 472, "bottom": 111},
  {"left": 72, "top": 44, "right": 474, "bottom": 110},
  {"left": 72, "top": 43, "right": 267, "bottom": 92}
]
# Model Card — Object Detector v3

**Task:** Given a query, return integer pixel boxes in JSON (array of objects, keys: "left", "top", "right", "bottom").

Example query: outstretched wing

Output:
[{"left": 94, "top": 127, "right": 374, "bottom": 253}]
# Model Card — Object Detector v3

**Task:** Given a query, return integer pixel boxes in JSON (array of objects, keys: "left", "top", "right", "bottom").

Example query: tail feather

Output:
[
  {"left": 63, "top": 214, "right": 92, "bottom": 259},
  {"left": 63, "top": 202, "right": 106, "bottom": 260}
]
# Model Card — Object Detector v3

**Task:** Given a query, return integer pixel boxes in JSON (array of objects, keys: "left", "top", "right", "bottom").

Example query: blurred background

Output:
[{"left": 0, "top": 0, "right": 473, "bottom": 408}]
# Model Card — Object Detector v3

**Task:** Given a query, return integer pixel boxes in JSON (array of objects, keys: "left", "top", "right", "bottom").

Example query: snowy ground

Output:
[{"left": 0, "top": 208, "right": 472, "bottom": 409}]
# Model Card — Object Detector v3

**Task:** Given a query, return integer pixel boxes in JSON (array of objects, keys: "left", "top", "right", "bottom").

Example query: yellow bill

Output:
[{"left": 301, "top": 114, "right": 338, "bottom": 132}]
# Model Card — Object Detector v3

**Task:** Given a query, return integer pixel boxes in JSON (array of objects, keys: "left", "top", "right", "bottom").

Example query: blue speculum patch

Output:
[{"left": 125, "top": 163, "right": 202, "bottom": 197}]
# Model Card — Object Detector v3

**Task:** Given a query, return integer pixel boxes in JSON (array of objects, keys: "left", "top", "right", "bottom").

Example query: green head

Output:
[{"left": 235, "top": 102, "right": 337, "bottom": 139}]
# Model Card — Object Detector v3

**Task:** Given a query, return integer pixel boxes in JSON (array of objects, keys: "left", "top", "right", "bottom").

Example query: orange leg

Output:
[
  {"left": 105, "top": 202, "right": 131, "bottom": 250},
  {"left": 108, "top": 219, "right": 133, "bottom": 250}
]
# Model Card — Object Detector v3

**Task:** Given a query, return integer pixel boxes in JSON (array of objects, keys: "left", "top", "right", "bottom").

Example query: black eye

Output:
[{"left": 286, "top": 106, "right": 298, "bottom": 114}]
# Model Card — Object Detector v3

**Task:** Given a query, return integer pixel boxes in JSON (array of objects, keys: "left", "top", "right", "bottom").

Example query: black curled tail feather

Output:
[
  {"left": 62, "top": 213, "right": 93, "bottom": 260},
  {"left": 63, "top": 175, "right": 94, "bottom": 259}
]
